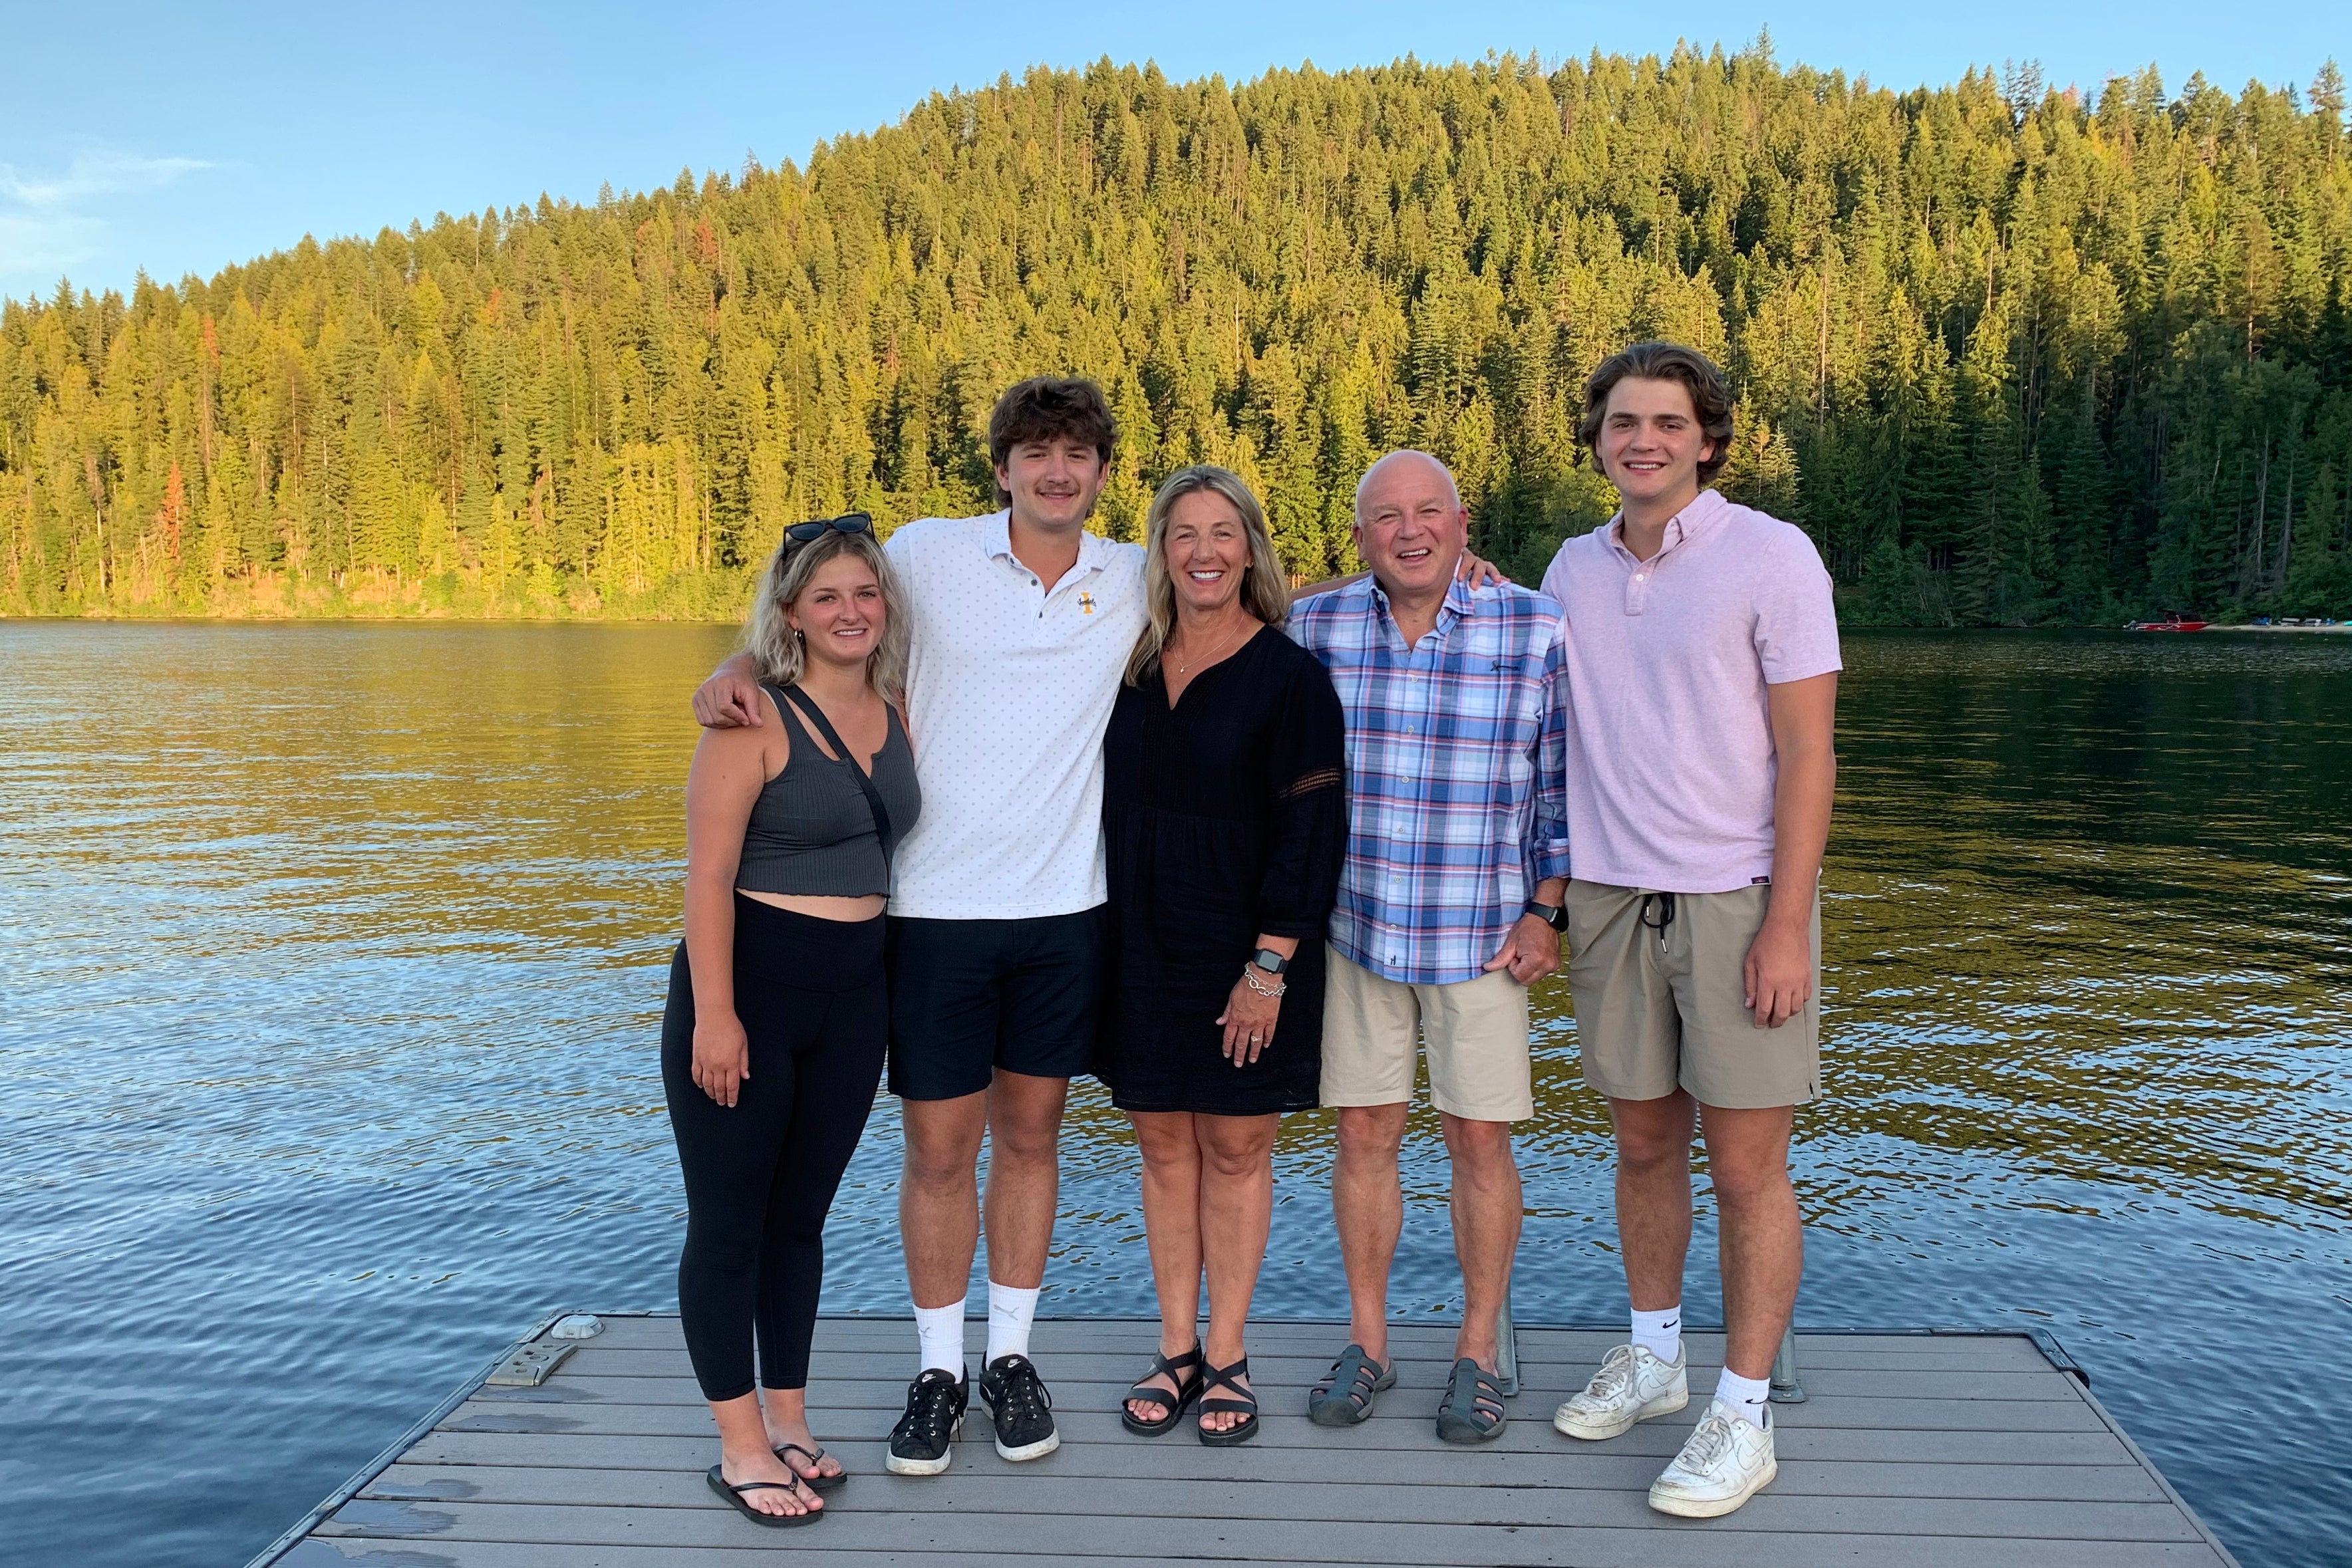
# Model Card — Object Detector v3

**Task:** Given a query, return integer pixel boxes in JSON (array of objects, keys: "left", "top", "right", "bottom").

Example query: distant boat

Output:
[{"left": 2126, "top": 614, "right": 2208, "bottom": 632}]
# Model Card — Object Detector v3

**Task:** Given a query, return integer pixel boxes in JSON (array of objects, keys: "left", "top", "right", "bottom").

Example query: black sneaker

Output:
[
  {"left": 885, "top": 1367, "right": 967, "bottom": 1476},
  {"left": 978, "top": 1353, "right": 1060, "bottom": 1462}
]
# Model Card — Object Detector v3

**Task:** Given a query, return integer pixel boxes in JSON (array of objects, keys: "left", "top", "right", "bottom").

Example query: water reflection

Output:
[{"left": 0, "top": 623, "right": 2345, "bottom": 1567}]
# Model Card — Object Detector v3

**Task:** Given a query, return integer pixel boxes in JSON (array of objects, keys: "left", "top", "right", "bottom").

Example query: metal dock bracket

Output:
[
  {"left": 1769, "top": 1323, "right": 1807, "bottom": 1403},
  {"left": 1495, "top": 1273, "right": 1521, "bottom": 1396},
  {"left": 485, "top": 1339, "right": 575, "bottom": 1387}
]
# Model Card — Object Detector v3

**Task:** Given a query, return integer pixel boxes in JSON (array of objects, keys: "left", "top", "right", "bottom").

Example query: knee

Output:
[
  {"left": 989, "top": 1117, "right": 1060, "bottom": 1170},
  {"left": 682, "top": 1223, "right": 761, "bottom": 1274},
  {"left": 1336, "top": 1107, "right": 1405, "bottom": 1163},
  {"left": 903, "top": 1129, "right": 980, "bottom": 1190},
  {"left": 1614, "top": 1114, "right": 1691, "bottom": 1174},
  {"left": 1707, "top": 1154, "right": 1791, "bottom": 1211},
  {"left": 1198, "top": 1131, "right": 1270, "bottom": 1181},
  {"left": 1134, "top": 1120, "right": 1197, "bottom": 1170},
  {"left": 1445, "top": 1118, "right": 1516, "bottom": 1178}
]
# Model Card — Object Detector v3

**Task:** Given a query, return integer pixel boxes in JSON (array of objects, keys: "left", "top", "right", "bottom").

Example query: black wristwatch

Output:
[
  {"left": 1249, "top": 948, "right": 1290, "bottom": 975},
  {"left": 1523, "top": 899, "right": 1567, "bottom": 932}
]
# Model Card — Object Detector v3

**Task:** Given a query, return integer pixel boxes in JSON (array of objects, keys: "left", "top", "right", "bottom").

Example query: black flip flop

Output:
[
  {"left": 774, "top": 1442, "right": 847, "bottom": 1491},
  {"left": 706, "top": 1464, "right": 824, "bottom": 1527},
  {"left": 1121, "top": 1343, "right": 1205, "bottom": 1436},
  {"left": 1197, "top": 1356, "right": 1258, "bottom": 1446},
  {"left": 1308, "top": 1343, "right": 1395, "bottom": 1426}
]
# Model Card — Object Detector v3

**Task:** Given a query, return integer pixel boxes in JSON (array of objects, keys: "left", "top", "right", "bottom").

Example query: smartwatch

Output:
[
  {"left": 1523, "top": 899, "right": 1567, "bottom": 932},
  {"left": 1249, "top": 948, "right": 1290, "bottom": 976}
]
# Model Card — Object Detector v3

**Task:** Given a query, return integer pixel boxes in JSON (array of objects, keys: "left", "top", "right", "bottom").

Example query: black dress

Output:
[{"left": 1098, "top": 624, "right": 1346, "bottom": 1114}]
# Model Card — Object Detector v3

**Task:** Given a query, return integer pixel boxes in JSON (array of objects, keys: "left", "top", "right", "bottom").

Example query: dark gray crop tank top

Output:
[{"left": 734, "top": 686, "right": 921, "bottom": 898}]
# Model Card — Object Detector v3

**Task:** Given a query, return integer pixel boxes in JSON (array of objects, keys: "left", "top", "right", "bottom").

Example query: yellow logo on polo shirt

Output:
[{"left": 1080, "top": 592, "right": 1096, "bottom": 614}]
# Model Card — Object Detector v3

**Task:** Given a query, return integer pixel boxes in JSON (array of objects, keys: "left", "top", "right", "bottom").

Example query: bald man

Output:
[{"left": 1286, "top": 451, "right": 1572, "bottom": 1445}]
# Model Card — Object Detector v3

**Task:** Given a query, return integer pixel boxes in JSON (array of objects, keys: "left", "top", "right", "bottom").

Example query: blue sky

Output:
[{"left": 2, "top": 0, "right": 2341, "bottom": 305}]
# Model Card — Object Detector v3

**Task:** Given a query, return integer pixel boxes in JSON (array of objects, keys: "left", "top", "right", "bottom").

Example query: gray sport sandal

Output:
[
  {"left": 1308, "top": 1343, "right": 1396, "bottom": 1426},
  {"left": 1435, "top": 1358, "right": 1508, "bottom": 1443}
]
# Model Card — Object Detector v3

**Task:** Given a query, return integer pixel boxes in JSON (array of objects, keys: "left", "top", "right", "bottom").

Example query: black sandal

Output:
[
  {"left": 1197, "top": 1356, "right": 1258, "bottom": 1446},
  {"left": 1435, "top": 1358, "right": 1508, "bottom": 1444},
  {"left": 774, "top": 1442, "right": 846, "bottom": 1491},
  {"left": 1121, "top": 1343, "right": 1205, "bottom": 1436},
  {"left": 706, "top": 1464, "right": 824, "bottom": 1527},
  {"left": 1308, "top": 1343, "right": 1395, "bottom": 1426}
]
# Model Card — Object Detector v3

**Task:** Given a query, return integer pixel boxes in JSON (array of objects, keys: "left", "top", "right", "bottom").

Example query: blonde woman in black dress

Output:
[{"left": 1100, "top": 467, "right": 1345, "bottom": 1444}]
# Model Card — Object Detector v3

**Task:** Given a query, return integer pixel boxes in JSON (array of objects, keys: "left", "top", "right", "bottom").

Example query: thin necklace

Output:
[{"left": 1169, "top": 616, "right": 1251, "bottom": 676}]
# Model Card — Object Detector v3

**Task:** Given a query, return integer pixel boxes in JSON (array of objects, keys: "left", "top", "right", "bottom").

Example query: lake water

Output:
[{"left": 1, "top": 622, "right": 2347, "bottom": 1568}]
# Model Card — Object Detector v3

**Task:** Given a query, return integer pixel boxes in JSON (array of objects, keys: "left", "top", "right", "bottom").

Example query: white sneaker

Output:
[
  {"left": 1647, "top": 1398, "right": 1778, "bottom": 1517},
  {"left": 1553, "top": 1343, "right": 1688, "bottom": 1440}
]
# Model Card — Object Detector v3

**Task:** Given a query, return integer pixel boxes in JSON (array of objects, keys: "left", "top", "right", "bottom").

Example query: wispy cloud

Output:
[
  {"left": 0, "top": 213, "right": 108, "bottom": 279},
  {"left": 0, "top": 149, "right": 212, "bottom": 297},
  {"left": 0, "top": 151, "right": 211, "bottom": 208}
]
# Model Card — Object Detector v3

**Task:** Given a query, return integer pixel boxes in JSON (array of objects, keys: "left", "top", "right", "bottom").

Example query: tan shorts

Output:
[
  {"left": 1564, "top": 880, "right": 1820, "bottom": 1109},
  {"left": 1319, "top": 946, "right": 1535, "bottom": 1122}
]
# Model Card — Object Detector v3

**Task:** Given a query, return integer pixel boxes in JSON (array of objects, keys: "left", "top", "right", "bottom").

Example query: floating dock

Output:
[{"left": 259, "top": 1313, "right": 2240, "bottom": 1567}]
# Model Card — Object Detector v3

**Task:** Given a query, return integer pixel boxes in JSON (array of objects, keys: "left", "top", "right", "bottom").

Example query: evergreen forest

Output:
[{"left": 5, "top": 43, "right": 2351, "bottom": 624}]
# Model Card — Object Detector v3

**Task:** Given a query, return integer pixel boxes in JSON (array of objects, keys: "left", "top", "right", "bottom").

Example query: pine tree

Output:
[{"left": 1, "top": 49, "right": 2347, "bottom": 620}]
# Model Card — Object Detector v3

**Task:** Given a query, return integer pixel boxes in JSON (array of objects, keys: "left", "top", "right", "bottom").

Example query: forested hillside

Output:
[{"left": 5, "top": 45, "right": 2350, "bottom": 622}]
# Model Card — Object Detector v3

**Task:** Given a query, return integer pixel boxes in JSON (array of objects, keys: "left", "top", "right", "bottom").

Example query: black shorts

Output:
[{"left": 886, "top": 908, "right": 1107, "bottom": 1101}]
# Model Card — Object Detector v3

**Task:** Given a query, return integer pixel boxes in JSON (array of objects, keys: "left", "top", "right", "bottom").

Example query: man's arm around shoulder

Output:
[{"left": 694, "top": 652, "right": 764, "bottom": 729}]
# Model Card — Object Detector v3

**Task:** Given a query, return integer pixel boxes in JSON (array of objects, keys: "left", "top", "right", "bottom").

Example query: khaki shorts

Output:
[
  {"left": 1320, "top": 946, "right": 1535, "bottom": 1122},
  {"left": 1564, "top": 880, "right": 1820, "bottom": 1109}
]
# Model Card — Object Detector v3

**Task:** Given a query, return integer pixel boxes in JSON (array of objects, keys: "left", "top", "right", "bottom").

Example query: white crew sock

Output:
[
  {"left": 1715, "top": 1367, "right": 1771, "bottom": 1430},
  {"left": 986, "top": 1280, "right": 1040, "bottom": 1366},
  {"left": 1630, "top": 1305, "right": 1683, "bottom": 1365},
  {"left": 913, "top": 1297, "right": 966, "bottom": 1377}
]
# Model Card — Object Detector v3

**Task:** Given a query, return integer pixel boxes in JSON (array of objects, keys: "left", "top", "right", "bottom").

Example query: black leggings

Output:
[{"left": 662, "top": 895, "right": 887, "bottom": 1400}]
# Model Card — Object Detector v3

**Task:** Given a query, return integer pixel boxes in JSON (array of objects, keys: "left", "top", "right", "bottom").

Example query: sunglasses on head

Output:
[{"left": 784, "top": 512, "right": 873, "bottom": 546}]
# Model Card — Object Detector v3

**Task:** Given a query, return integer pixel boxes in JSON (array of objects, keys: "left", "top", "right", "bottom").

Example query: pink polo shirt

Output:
[{"left": 1539, "top": 488, "right": 1840, "bottom": 894}]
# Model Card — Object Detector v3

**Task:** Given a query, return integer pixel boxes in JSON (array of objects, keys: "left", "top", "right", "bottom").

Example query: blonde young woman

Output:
[
  {"left": 661, "top": 515, "right": 920, "bottom": 1526},
  {"left": 1100, "top": 467, "right": 1346, "bottom": 1445}
]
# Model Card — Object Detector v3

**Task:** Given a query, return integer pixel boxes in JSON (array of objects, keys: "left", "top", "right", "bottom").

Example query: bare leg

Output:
[
  {"left": 710, "top": 1392, "right": 819, "bottom": 1517},
  {"left": 1699, "top": 1103, "right": 1802, "bottom": 1380},
  {"left": 1608, "top": 1091, "right": 1697, "bottom": 1315},
  {"left": 1333, "top": 1102, "right": 1409, "bottom": 1365},
  {"left": 900, "top": 1092, "right": 988, "bottom": 1308},
  {"left": 1126, "top": 1111, "right": 1203, "bottom": 1424},
  {"left": 759, "top": 1386, "right": 843, "bottom": 1484},
  {"left": 1439, "top": 1113, "right": 1520, "bottom": 1369},
  {"left": 981, "top": 1070, "right": 1069, "bottom": 1290},
  {"left": 1196, "top": 1112, "right": 1278, "bottom": 1431}
]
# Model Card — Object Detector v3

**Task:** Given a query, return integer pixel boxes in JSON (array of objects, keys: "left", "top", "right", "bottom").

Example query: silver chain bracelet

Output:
[{"left": 1241, "top": 964, "right": 1287, "bottom": 998}]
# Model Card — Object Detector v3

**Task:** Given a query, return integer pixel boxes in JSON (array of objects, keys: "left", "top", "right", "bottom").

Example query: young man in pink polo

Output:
[{"left": 1539, "top": 342, "right": 1839, "bottom": 1517}]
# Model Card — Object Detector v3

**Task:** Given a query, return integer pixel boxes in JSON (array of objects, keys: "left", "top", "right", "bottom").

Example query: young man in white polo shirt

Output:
[
  {"left": 693, "top": 378, "right": 1146, "bottom": 1476},
  {"left": 1540, "top": 343, "right": 1839, "bottom": 1517}
]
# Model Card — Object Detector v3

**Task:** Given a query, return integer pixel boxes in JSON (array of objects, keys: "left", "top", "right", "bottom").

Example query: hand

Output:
[
  {"left": 1216, "top": 972, "right": 1282, "bottom": 1066},
  {"left": 1483, "top": 913, "right": 1560, "bottom": 985},
  {"left": 1455, "top": 551, "right": 1511, "bottom": 589},
  {"left": 692, "top": 661, "right": 764, "bottom": 729},
  {"left": 692, "top": 1012, "right": 752, "bottom": 1105},
  {"left": 1743, "top": 918, "right": 1813, "bottom": 1028}
]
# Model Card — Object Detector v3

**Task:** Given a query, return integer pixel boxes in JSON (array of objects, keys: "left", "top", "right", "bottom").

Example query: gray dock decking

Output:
[{"left": 265, "top": 1313, "right": 2240, "bottom": 1567}]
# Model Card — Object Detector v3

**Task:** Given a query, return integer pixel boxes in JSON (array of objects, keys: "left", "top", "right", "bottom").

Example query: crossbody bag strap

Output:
[{"left": 775, "top": 684, "right": 893, "bottom": 874}]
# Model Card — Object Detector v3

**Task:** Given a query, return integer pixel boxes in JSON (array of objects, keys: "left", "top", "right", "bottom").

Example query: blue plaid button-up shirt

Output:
[{"left": 1289, "top": 575, "right": 1572, "bottom": 985}]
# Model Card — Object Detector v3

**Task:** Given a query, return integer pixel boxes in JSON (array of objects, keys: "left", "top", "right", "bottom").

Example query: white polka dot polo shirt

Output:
[{"left": 883, "top": 510, "right": 1147, "bottom": 920}]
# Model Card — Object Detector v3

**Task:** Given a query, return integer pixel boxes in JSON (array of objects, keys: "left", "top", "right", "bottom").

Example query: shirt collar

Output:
[
  {"left": 1364, "top": 568, "right": 1475, "bottom": 634},
  {"left": 984, "top": 509, "right": 1106, "bottom": 574},
  {"left": 1605, "top": 487, "right": 1729, "bottom": 561}
]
